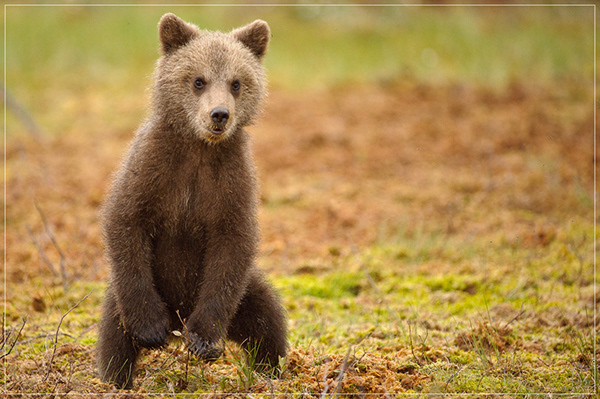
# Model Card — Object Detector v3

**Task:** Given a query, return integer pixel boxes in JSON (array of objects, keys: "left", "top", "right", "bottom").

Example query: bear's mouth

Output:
[
  {"left": 203, "top": 124, "right": 230, "bottom": 143},
  {"left": 207, "top": 122, "right": 227, "bottom": 136}
]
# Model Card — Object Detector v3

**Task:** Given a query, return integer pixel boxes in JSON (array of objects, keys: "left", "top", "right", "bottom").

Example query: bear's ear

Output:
[
  {"left": 231, "top": 20, "right": 271, "bottom": 61},
  {"left": 158, "top": 13, "right": 199, "bottom": 55}
]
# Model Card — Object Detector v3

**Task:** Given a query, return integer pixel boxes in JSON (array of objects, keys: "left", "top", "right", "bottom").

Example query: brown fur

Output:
[{"left": 96, "top": 14, "right": 287, "bottom": 389}]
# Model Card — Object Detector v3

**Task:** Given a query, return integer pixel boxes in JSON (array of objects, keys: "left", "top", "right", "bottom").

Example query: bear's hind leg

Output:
[
  {"left": 227, "top": 270, "right": 287, "bottom": 374},
  {"left": 96, "top": 286, "right": 139, "bottom": 389}
]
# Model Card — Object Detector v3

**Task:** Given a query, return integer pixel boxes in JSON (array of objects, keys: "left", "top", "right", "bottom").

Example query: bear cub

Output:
[{"left": 97, "top": 14, "right": 287, "bottom": 389}]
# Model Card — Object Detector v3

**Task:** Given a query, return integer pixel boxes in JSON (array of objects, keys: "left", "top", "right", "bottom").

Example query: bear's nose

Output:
[{"left": 210, "top": 107, "right": 229, "bottom": 124}]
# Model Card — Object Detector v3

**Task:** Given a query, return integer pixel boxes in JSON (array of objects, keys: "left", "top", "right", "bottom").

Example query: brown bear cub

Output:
[{"left": 97, "top": 14, "right": 287, "bottom": 389}]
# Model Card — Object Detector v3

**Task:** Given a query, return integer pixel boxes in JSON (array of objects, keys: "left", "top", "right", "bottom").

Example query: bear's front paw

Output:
[
  {"left": 133, "top": 323, "right": 169, "bottom": 349},
  {"left": 187, "top": 332, "right": 224, "bottom": 361},
  {"left": 127, "top": 313, "right": 170, "bottom": 349}
]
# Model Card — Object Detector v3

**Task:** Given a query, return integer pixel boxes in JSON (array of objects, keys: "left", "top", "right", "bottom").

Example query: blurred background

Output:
[
  {"left": 4, "top": 3, "right": 594, "bottom": 263},
  {"left": 5, "top": 4, "right": 594, "bottom": 125},
  {"left": 2, "top": 3, "right": 597, "bottom": 394}
]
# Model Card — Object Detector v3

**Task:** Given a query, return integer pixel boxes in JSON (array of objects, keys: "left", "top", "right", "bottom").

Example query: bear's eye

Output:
[
  {"left": 231, "top": 80, "right": 241, "bottom": 92},
  {"left": 194, "top": 78, "right": 205, "bottom": 90}
]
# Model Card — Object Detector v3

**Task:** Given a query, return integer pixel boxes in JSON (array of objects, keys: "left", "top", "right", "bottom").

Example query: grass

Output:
[
  {"left": 282, "top": 225, "right": 595, "bottom": 393},
  {"left": 4, "top": 5, "right": 594, "bottom": 94},
  {"left": 3, "top": 3, "right": 597, "bottom": 397},
  {"left": 4, "top": 225, "right": 595, "bottom": 394}
]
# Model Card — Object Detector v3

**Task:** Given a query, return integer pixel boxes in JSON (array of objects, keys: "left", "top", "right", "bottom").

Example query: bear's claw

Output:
[{"left": 188, "top": 332, "right": 224, "bottom": 361}]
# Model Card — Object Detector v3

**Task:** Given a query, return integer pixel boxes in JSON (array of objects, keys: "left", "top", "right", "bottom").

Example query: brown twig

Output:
[
  {"left": 445, "top": 364, "right": 465, "bottom": 389},
  {"left": 0, "top": 318, "right": 26, "bottom": 360},
  {"left": 407, "top": 321, "right": 423, "bottom": 367},
  {"left": 143, "top": 310, "right": 187, "bottom": 384},
  {"left": 503, "top": 306, "right": 527, "bottom": 330},
  {"left": 15, "top": 332, "right": 74, "bottom": 347},
  {"left": 26, "top": 224, "right": 59, "bottom": 277},
  {"left": 321, "top": 331, "right": 371, "bottom": 398},
  {"left": 331, "top": 345, "right": 354, "bottom": 396},
  {"left": 44, "top": 290, "right": 93, "bottom": 380},
  {"left": 34, "top": 201, "right": 69, "bottom": 289},
  {"left": 1, "top": 81, "right": 45, "bottom": 138},
  {"left": 314, "top": 354, "right": 323, "bottom": 393},
  {"left": 319, "top": 362, "right": 331, "bottom": 399}
]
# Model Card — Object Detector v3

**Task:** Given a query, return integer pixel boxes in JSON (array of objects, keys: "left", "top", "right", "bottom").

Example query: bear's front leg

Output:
[
  {"left": 117, "top": 286, "right": 170, "bottom": 349},
  {"left": 184, "top": 232, "right": 256, "bottom": 360},
  {"left": 104, "top": 217, "right": 171, "bottom": 349}
]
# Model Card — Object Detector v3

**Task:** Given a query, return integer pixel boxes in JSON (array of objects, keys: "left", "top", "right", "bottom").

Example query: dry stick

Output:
[
  {"left": 503, "top": 307, "right": 527, "bottom": 330},
  {"left": 44, "top": 290, "right": 93, "bottom": 380},
  {"left": 34, "top": 201, "right": 68, "bottom": 289},
  {"left": 13, "top": 331, "right": 74, "bottom": 347},
  {"left": 0, "top": 318, "right": 26, "bottom": 360},
  {"left": 314, "top": 357, "right": 323, "bottom": 393},
  {"left": 445, "top": 364, "right": 465, "bottom": 389},
  {"left": 168, "top": 380, "right": 176, "bottom": 399},
  {"left": 318, "top": 240, "right": 391, "bottom": 397},
  {"left": 407, "top": 322, "right": 423, "bottom": 367},
  {"left": 1, "top": 313, "right": 7, "bottom": 351},
  {"left": 319, "top": 363, "right": 331, "bottom": 399},
  {"left": 350, "top": 238, "right": 434, "bottom": 369},
  {"left": 75, "top": 322, "right": 97, "bottom": 340},
  {"left": 322, "top": 331, "right": 371, "bottom": 398},
  {"left": 26, "top": 224, "right": 59, "bottom": 277},
  {"left": 1, "top": 313, "right": 4, "bottom": 351},
  {"left": 350, "top": 239, "right": 419, "bottom": 366},
  {"left": 330, "top": 345, "right": 354, "bottom": 397},
  {"left": 175, "top": 309, "right": 193, "bottom": 377},
  {"left": 0, "top": 81, "right": 44, "bottom": 138}
]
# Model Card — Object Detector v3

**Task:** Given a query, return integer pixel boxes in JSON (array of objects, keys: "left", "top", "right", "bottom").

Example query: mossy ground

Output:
[{"left": 3, "top": 4, "right": 597, "bottom": 397}]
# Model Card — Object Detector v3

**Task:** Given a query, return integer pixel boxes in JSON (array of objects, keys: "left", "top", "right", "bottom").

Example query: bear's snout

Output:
[{"left": 210, "top": 107, "right": 230, "bottom": 125}]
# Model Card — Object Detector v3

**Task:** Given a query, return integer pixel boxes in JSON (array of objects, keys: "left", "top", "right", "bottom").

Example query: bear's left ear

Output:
[
  {"left": 159, "top": 13, "right": 199, "bottom": 55},
  {"left": 231, "top": 20, "right": 271, "bottom": 61}
]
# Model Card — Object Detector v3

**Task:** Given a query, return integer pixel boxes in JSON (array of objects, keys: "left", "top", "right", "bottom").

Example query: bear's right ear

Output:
[{"left": 158, "top": 13, "right": 199, "bottom": 55}]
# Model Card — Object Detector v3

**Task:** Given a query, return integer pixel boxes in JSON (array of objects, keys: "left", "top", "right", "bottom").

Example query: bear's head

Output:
[{"left": 152, "top": 13, "right": 270, "bottom": 144}]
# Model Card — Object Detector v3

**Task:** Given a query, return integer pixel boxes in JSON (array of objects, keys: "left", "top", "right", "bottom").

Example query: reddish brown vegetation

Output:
[{"left": 6, "top": 82, "right": 593, "bottom": 280}]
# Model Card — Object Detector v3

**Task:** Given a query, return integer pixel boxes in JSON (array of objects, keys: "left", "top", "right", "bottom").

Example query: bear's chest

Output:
[
  {"left": 160, "top": 163, "right": 221, "bottom": 233},
  {"left": 149, "top": 149, "right": 249, "bottom": 317}
]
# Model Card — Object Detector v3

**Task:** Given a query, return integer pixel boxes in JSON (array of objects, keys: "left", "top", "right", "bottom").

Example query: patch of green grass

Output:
[
  {"left": 267, "top": 6, "right": 593, "bottom": 90},
  {"left": 278, "top": 271, "right": 363, "bottom": 299},
  {"left": 273, "top": 222, "right": 596, "bottom": 393}
]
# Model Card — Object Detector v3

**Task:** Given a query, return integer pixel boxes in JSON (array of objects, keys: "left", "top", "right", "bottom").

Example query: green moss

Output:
[{"left": 278, "top": 272, "right": 363, "bottom": 299}]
